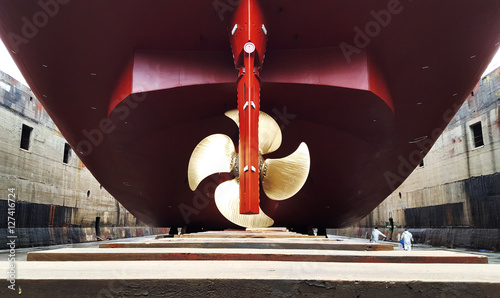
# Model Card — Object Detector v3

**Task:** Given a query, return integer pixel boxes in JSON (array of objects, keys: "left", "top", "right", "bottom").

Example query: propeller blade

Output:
[
  {"left": 224, "top": 109, "right": 239, "bottom": 126},
  {"left": 261, "top": 142, "right": 310, "bottom": 201},
  {"left": 259, "top": 111, "right": 283, "bottom": 154},
  {"left": 187, "top": 134, "right": 235, "bottom": 191},
  {"left": 225, "top": 109, "right": 282, "bottom": 154},
  {"left": 214, "top": 178, "right": 274, "bottom": 228}
]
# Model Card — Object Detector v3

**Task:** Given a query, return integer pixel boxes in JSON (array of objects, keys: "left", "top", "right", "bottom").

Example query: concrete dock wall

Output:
[
  {"left": 335, "top": 67, "right": 500, "bottom": 250},
  {"left": 0, "top": 71, "right": 162, "bottom": 248}
]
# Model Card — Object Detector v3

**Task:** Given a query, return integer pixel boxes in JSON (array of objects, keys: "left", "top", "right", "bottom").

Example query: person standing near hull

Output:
[
  {"left": 370, "top": 227, "right": 387, "bottom": 243},
  {"left": 402, "top": 229, "right": 413, "bottom": 251}
]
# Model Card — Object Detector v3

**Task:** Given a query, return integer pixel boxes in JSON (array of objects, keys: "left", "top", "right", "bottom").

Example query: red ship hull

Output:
[{"left": 1, "top": 0, "right": 499, "bottom": 230}]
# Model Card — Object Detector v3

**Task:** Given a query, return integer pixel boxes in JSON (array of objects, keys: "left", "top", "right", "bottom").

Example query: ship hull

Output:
[{"left": 1, "top": 0, "right": 499, "bottom": 229}]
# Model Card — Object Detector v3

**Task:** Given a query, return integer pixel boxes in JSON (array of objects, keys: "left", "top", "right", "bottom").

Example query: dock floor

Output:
[{"left": 1, "top": 230, "right": 499, "bottom": 297}]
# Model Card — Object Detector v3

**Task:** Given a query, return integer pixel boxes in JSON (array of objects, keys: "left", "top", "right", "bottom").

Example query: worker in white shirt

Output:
[
  {"left": 401, "top": 229, "right": 414, "bottom": 251},
  {"left": 370, "top": 227, "right": 387, "bottom": 243}
]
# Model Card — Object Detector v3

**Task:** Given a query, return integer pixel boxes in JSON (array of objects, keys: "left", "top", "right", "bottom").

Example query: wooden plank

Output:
[
  {"left": 4, "top": 261, "right": 500, "bottom": 297},
  {"left": 27, "top": 248, "right": 488, "bottom": 264},
  {"left": 169, "top": 229, "right": 326, "bottom": 239},
  {"left": 99, "top": 239, "right": 395, "bottom": 251}
]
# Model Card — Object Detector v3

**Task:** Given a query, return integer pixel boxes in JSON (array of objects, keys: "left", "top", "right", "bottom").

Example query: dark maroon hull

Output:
[{"left": 1, "top": 0, "right": 499, "bottom": 229}]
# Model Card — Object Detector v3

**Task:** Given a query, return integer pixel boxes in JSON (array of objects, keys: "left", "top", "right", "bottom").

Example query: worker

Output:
[
  {"left": 370, "top": 227, "right": 387, "bottom": 243},
  {"left": 401, "top": 229, "right": 413, "bottom": 251}
]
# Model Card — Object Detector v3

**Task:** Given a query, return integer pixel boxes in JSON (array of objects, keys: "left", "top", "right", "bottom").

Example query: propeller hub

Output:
[{"left": 230, "top": 153, "right": 266, "bottom": 181}]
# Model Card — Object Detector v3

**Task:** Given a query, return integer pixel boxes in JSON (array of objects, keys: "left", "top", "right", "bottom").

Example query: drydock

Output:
[
  {"left": 1, "top": 1, "right": 500, "bottom": 296},
  {"left": 2, "top": 229, "right": 499, "bottom": 297}
]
